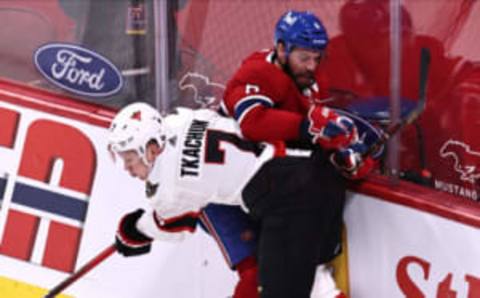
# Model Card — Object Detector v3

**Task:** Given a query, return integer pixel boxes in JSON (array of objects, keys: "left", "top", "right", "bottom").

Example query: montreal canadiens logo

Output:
[{"left": 34, "top": 43, "right": 123, "bottom": 97}]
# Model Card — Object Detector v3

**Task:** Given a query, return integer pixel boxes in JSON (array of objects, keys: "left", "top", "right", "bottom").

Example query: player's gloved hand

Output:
[
  {"left": 306, "top": 105, "right": 357, "bottom": 150},
  {"left": 115, "top": 209, "right": 153, "bottom": 257},
  {"left": 330, "top": 142, "right": 376, "bottom": 180}
]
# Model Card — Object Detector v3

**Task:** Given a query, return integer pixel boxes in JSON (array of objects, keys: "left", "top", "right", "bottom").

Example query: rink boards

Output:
[{"left": 0, "top": 79, "right": 479, "bottom": 297}]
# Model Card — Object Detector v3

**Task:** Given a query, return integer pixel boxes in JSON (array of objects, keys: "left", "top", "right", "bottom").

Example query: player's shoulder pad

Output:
[
  {"left": 191, "top": 108, "right": 220, "bottom": 122},
  {"left": 166, "top": 107, "right": 221, "bottom": 128},
  {"left": 164, "top": 107, "right": 195, "bottom": 130}
]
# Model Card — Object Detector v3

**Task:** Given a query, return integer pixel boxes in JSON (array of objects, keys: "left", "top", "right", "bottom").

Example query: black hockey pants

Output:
[{"left": 242, "top": 151, "right": 346, "bottom": 298}]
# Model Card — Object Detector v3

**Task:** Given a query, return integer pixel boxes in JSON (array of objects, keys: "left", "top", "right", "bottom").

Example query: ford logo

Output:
[{"left": 34, "top": 43, "right": 124, "bottom": 97}]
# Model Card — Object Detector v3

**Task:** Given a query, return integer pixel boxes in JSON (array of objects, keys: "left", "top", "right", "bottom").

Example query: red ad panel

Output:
[
  {"left": 0, "top": 210, "right": 39, "bottom": 260},
  {"left": 42, "top": 221, "right": 81, "bottom": 273}
]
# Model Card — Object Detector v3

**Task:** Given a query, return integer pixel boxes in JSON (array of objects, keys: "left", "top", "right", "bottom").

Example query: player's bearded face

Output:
[{"left": 285, "top": 48, "right": 324, "bottom": 89}]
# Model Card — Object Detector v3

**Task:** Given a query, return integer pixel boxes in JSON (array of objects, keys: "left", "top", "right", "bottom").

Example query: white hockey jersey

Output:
[{"left": 136, "top": 108, "right": 276, "bottom": 241}]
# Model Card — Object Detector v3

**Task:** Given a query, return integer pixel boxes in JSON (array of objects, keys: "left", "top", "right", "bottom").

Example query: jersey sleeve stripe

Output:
[
  {"left": 234, "top": 95, "right": 274, "bottom": 123},
  {"left": 219, "top": 100, "right": 229, "bottom": 116},
  {"left": 199, "top": 212, "right": 233, "bottom": 267},
  {"left": 153, "top": 211, "right": 199, "bottom": 233}
]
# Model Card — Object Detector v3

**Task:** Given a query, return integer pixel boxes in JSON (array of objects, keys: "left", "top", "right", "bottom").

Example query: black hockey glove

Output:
[{"left": 115, "top": 209, "right": 153, "bottom": 257}]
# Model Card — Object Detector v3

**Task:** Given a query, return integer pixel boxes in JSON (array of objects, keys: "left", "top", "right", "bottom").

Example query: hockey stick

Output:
[
  {"left": 363, "top": 47, "right": 431, "bottom": 158},
  {"left": 43, "top": 244, "right": 116, "bottom": 298}
]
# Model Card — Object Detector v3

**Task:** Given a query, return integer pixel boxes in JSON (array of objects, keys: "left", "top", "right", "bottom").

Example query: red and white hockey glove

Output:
[
  {"left": 330, "top": 142, "right": 376, "bottom": 180},
  {"left": 306, "top": 105, "right": 357, "bottom": 150},
  {"left": 115, "top": 209, "right": 153, "bottom": 257}
]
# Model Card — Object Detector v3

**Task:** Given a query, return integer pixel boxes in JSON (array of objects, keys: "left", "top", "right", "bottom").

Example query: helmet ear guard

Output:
[{"left": 108, "top": 102, "right": 166, "bottom": 165}]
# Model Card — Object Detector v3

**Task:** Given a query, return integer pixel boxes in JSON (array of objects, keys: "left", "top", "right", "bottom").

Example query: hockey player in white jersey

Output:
[
  {"left": 108, "top": 102, "right": 372, "bottom": 298},
  {"left": 108, "top": 104, "right": 274, "bottom": 238}
]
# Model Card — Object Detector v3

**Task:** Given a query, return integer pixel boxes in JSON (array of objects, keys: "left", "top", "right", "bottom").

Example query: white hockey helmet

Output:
[{"left": 108, "top": 102, "right": 166, "bottom": 164}]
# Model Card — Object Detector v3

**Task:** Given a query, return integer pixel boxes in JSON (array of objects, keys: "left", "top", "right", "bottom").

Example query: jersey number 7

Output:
[{"left": 205, "top": 130, "right": 264, "bottom": 164}]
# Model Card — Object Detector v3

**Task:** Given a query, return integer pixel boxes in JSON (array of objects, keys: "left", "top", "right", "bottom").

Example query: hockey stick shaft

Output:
[
  {"left": 364, "top": 47, "right": 431, "bottom": 157},
  {"left": 44, "top": 244, "right": 116, "bottom": 298}
]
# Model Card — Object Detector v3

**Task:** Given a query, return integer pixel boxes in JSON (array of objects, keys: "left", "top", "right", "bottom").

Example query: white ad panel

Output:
[
  {"left": 0, "top": 100, "right": 236, "bottom": 298},
  {"left": 345, "top": 193, "right": 480, "bottom": 298}
]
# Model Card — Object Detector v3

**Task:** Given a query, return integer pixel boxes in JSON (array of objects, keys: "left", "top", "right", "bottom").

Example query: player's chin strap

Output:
[
  {"left": 145, "top": 137, "right": 168, "bottom": 172},
  {"left": 146, "top": 151, "right": 161, "bottom": 177}
]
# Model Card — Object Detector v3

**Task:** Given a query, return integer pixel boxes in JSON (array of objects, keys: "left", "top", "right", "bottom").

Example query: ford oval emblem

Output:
[{"left": 34, "top": 43, "right": 124, "bottom": 98}]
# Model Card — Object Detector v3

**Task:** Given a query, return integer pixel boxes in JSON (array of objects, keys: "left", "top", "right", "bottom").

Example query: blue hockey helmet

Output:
[{"left": 274, "top": 10, "right": 329, "bottom": 54}]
